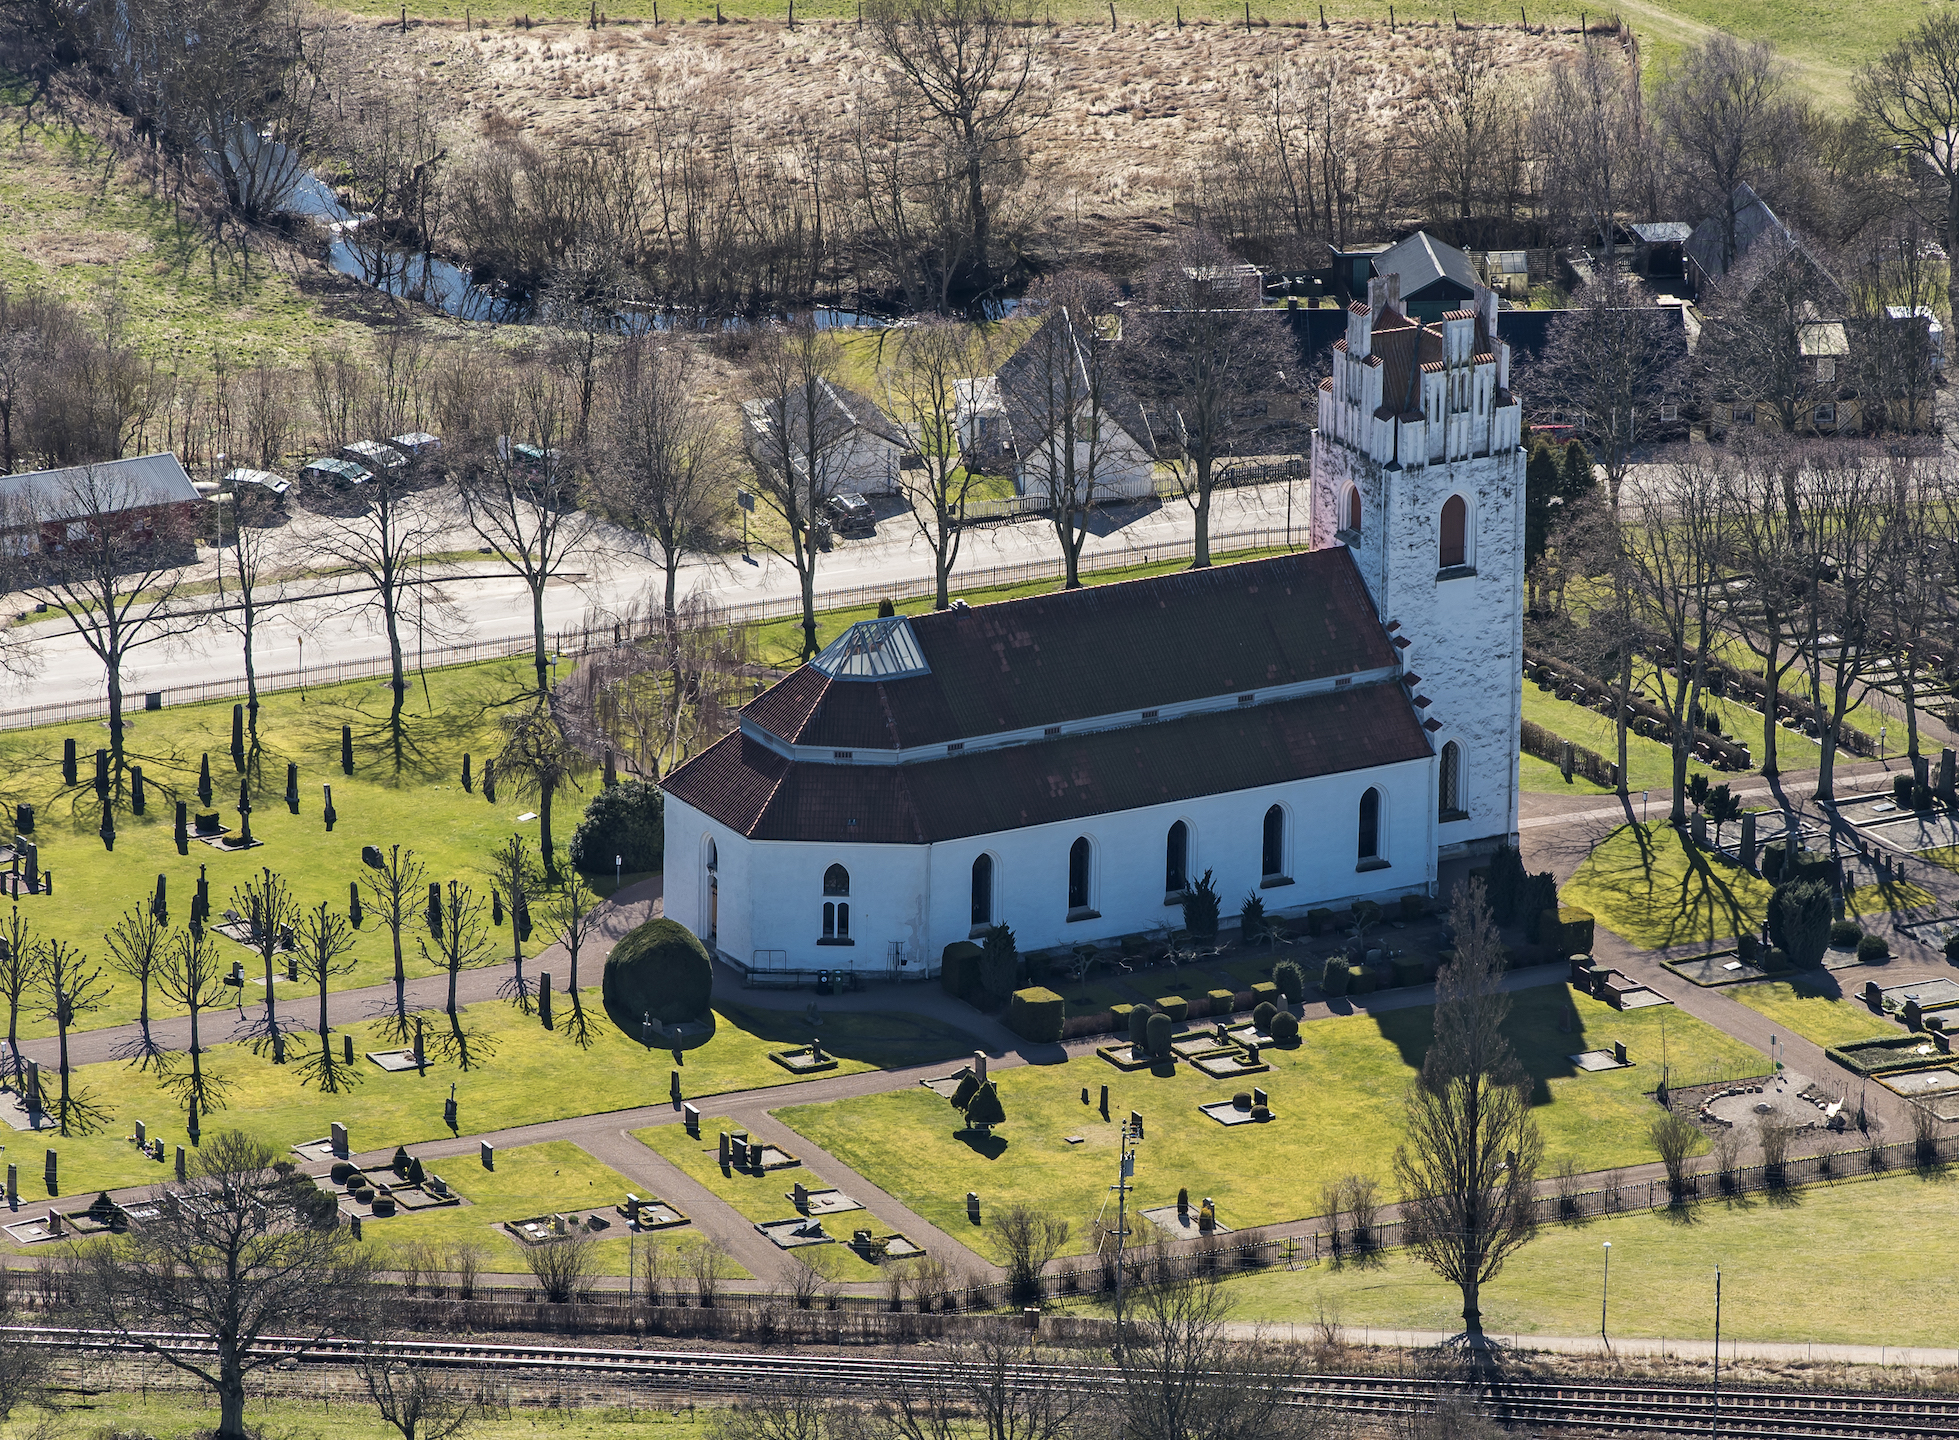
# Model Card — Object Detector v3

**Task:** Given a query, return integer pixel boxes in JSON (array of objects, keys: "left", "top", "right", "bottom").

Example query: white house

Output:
[
  {"left": 954, "top": 312, "right": 1158, "bottom": 502},
  {"left": 665, "top": 255, "right": 1524, "bottom": 981},
  {"left": 740, "top": 379, "right": 910, "bottom": 498}
]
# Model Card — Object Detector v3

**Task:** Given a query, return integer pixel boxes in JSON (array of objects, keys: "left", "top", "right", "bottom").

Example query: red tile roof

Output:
[
  {"left": 665, "top": 685, "right": 1431, "bottom": 844},
  {"left": 739, "top": 549, "right": 1399, "bottom": 752}
]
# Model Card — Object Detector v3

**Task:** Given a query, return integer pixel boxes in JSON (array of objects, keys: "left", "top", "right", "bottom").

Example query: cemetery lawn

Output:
[
  {"left": 774, "top": 984, "right": 1759, "bottom": 1264},
  {"left": 713, "top": 1001, "right": 981, "bottom": 1072},
  {"left": 0, "top": 990, "right": 889, "bottom": 1204},
  {"left": 0, "top": 657, "right": 560, "bottom": 1038},
  {"left": 1564, "top": 824, "right": 1936, "bottom": 952},
  {"left": 1519, "top": 752, "right": 1612, "bottom": 797},
  {"left": 1153, "top": 1168, "right": 1959, "bottom": 1348},
  {"left": 359, "top": 1138, "right": 748, "bottom": 1278},
  {"left": 634, "top": 1118, "right": 895, "bottom": 1281},
  {"left": 1729, "top": 979, "right": 1902, "bottom": 1050},
  {"left": 35, "top": 1390, "right": 715, "bottom": 1440},
  {"left": 1519, "top": 683, "right": 1678, "bottom": 794}
]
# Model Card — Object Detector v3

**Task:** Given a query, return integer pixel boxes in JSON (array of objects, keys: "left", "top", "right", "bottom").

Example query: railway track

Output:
[{"left": 12, "top": 1327, "right": 1959, "bottom": 1438}]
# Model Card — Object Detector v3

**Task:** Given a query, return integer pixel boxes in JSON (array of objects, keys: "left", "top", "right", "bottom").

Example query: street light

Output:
[{"left": 1600, "top": 1240, "right": 1611, "bottom": 1344}]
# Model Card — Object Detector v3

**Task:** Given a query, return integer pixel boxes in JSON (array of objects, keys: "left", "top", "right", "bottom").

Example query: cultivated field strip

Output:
[{"left": 9, "top": 1328, "right": 1959, "bottom": 1437}]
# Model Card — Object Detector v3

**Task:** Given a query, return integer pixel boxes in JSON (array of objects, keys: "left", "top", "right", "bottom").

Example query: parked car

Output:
[
  {"left": 825, "top": 491, "right": 876, "bottom": 538},
  {"left": 221, "top": 467, "right": 292, "bottom": 525},
  {"left": 389, "top": 431, "right": 442, "bottom": 459}
]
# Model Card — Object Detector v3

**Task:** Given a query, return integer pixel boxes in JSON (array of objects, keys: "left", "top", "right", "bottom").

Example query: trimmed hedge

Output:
[
  {"left": 601, "top": 919, "right": 712, "bottom": 1026},
  {"left": 1857, "top": 933, "right": 1891, "bottom": 961},
  {"left": 1145, "top": 1012, "right": 1173, "bottom": 1059},
  {"left": 1250, "top": 981, "right": 1279, "bottom": 1003},
  {"left": 1320, "top": 964, "right": 1348, "bottom": 997},
  {"left": 1273, "top": 961, "right": 1306, "bottom": 1001},
  {"left": 940, "top": 942, "right": 983, "bottom": 1003},
  {"left": 1828, "top": 1035, "right": 1953, "bottom": 1076},
  {"left": 1206, "top": 988, "right": 1236, "bottom": 1012},
  {"left": 1538, "top": 905, "right": 1595, "bottom": 957},
  {"left": 1155, "top": 995, "right": 1189, "bottom": 1023},
  {"left": 1007, "top": 987, "right": 1066, "bottom": 1043},
  {"left": 1391, "top": 955, "right": 1427, "bottom": 988}
]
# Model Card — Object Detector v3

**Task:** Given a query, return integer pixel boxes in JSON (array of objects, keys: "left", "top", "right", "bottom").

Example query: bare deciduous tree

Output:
[
  {"left": 1392, "top": 879, "right": 1542, "bottom": 1344},
  {"left": 544, "top": 872, "right": 601, "bottom": 1049},
  {"left": 865, "top": 0, "right": 1048, "bottom": 308},
  {"left": 229, "top": 867, "right": 299, "bottom": 1064},
  {"left": 362, "top": 845, "right": 430, "bottom": 1047},
  {"left": 990, "top": 1204, "right": 1068, "bottom": 1305},
  {"left": 154, "top": 921, "right": 231, "bottom": 1121},
  {"left": 293, "top": 901, "right": 361, "bottom": 1094},
  {"left": 104, "top": 902, "right": 171, "bottom": 1071},
  {"left": 881, "top": 319, "right": 985, "bottom": 608},
  {"left": 1013, "top": 271, "right": 1122, "bottom": 589},
  {"left": 1656, "top": 34, "right": 1798, "bottom": 273},
  {"left": 419, "top": 881, "right": 497, "bottom": 1071},
  {"left": 1860, "top": 14, "right": 1959, "bottom": 294},
  {"left": 77, "top": 1130, "right": 375, "bottom": 1440},
  {"left": 36, "top": 938, "right": 106, "bottom": 1135}
]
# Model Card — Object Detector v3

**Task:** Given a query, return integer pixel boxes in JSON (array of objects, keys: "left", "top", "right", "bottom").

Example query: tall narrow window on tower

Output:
[
  {"left": 1358, "top": 788, "right": 1381, "bottom": 862},
  {"left": 1440, "top": 495, "right": 1467, "bottom": 569},
  {"left": 1348, "top": 486, "right": 1362, "bottom": 533}
]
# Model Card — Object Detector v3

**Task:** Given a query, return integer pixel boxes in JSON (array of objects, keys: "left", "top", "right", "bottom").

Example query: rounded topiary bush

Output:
[
  {"left": 1251, "top": 1104, "right": 1271, "bottom": 1122},
  {"left": 1829, "top": 920, "right": 1863, "bottom": 948},
  {"left": 1252, "top": 1000, "right": 1278, "bottom": 1032},
  {"left": 1232, "top": 1091, "right": 1252, "bottom": 1110},
  {"left": 1858, "top": 933, "right": 1891, "bottom": 961},
  {"left": 1272, "top": 960, "right": 1306, "bottom": 1001},
  {"left": 330, "top": 1161, "right": 357, "bottom": 1185},
  {"left": 569, "top": 779, "right": 665, "bottom": 877},
  {"left": 1145, "top": 1011, "right": 1173, "bottom": 1059},
  {"left": 1945, "top": 932, "right": 1959, "bottom": 964},
  {"left": 1269, "top": 1010, "right": 1300, "bottom": 1045},
  {"left": 603, "top": 918, "right": 714, "bottom": 1027}
]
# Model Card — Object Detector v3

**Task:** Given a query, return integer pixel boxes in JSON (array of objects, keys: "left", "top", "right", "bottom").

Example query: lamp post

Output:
[
  {"left": 1641, "top": 790, "right": 1650, "bottom": 826},
  {"left": 1600, "top": 1240, "right": 1611, "bottom": 1345}
]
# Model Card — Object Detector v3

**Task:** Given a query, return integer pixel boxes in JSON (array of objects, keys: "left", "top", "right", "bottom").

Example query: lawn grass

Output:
[
  {"left": 1728, "top": 978, "right": 1903, "bottom": 1050},
  {"left": 747, "top": 544, "right": 1303, "bottom": 669},
  {"left": 0, "top": 658, "right": 565, "bottom": 1037},
  {"left": 28, "top": 1389, "right": 716, "bottom": 1440},
  {"left": 0, "top": 87, "right": 380, "bottom": 368},
  {"left": 633, "top": 1116, "right": 896, "bottom": 1281},
  {"left": 1561, "top": 823, "right": 1773, "bottom": 951},
  {"left": 1519, "top": 751, "right": 1614, "bottom": 798},
  {"left": 0, "top": 988, "right": 915, "bottom": 1203},
  {"left": 1520, "top": 682, "right": 1680, "bottom": 794},
  {"left": 775, "top": 984, "right": 1760, "bottom": 1264},
  {"left": 1130, "top": 1168, "right": 1959, "bottom": 1348},
  {"left": 1563, "top": 823, "right": 1937, "bottom": 952},
  {"left": 364, "top": 1138, "right": 748, "bottom": 1278},
  {"left": 713, "top": 1001, "right": 982, "bottom": 1071}
]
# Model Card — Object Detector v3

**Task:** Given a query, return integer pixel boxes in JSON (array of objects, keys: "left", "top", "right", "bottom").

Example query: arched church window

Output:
[
  {"left": 1440, "top": 742, "right": 1462, "bottom": 817},
  {"left": 1347, "top": 486, "right": 1362, "bottom": 533},
  {"left": 1358, "top": 788, "right": 1381, "bottom": 862},
  {"left": 823, "top": 864, "right": 850, "bottom": 896},
  {"left": 1261, "top": 805, "right": 1287, "bottom": 879},
  {"left": 1165, "top": 822, "right": 1189, "bottom": 894},
  {"left": 1068, "top": 837, "right": 1093, "bottom": 913},
  {"left": 822, "top": 901, "right": 851, "bottom": 939},
  {"left": 1440, "top": 494, "right": 1467, "bottom": 569},
  {"left": 971, "top": 854, "right": 994, "bottom": 928}
]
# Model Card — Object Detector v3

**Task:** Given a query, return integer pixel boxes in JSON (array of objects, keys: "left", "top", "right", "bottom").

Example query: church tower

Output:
[{"left": 1308, "top": 245, "right": 1525, "bottom": 860}]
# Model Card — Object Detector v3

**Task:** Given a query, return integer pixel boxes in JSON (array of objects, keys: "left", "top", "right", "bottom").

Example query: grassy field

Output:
[
  {"left": 1563, "top": 823, "right": 1935, "bottom": 951},
  {"left": 23, "top": 1390, "right": 716, "bottom": 1440},
  {"left": 634, "top": 1115, "right": 897, "bottom": 1281},
  {"left": 1729, "top": 978, "right": 1904, "bottom": 1050},
  {"left": 0, "top": 658, "right": 567, "bottom": 1036},
  {"left": 748, "top": 543, "right": 1303, "bottom": 668},
  {"left": 776, "top": 984, "right": 1761, "bottom": 1264},
  {"left": 1128, "top": 1168, "right": 1959, "bottom": 1348},
  {"left": 0, "top": 987, "right": 983, "bottom": 1203},
  {"left": 0, "top": 81, "right": 382, "bottom": 369},
  {"left": 364, "top": 1137, "right": 748, "bottom": 1277}
]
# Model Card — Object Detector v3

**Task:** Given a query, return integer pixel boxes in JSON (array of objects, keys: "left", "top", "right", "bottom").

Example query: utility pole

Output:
[
  {"left": 1112, "top": 1115, "right": 1141, "bottom": 1350},
  {"left": 1712, "top": 1267, "right": 1722, "bottom": 1440}
]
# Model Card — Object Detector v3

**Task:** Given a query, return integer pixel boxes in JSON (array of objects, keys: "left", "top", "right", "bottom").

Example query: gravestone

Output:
[
  {"left": 1081, "top": 1087, "right": 1089, "bottom": 1105},
  {"left": 43, "top": 1149, "right": 54, "bottom": 1192},
  {"left": 174, "top": 1147, "right": 185, "bottom": 1182},
  {"left": 1247, "top": 1042, "right": 1260, "bottom": 1064},
  {"left": 539, "top": 972, "right": 552, "bottom": 1030},
  {"left": 12, "top": 806, "right": 28, "bottom": 835},
  {"left": 1570, "top": 957, "right": 1588, "bottom": 985},
  {"left": 966, "top": 1191, "right": 980, "bottom": 1223},
  {"left": 46, "top": 1209, "right": 60, "bottom": 1237},
  {"left": 480, "top": 1141, "right": 495, "bottom": 1169},
  {"left": 731, "top": 1133, "right": 750, "bottom": 1169},
  {"left": 22, "top": 842, "right": 37, "bottom": 890},
  {"left": 1252, "top": 1086, "right": 1267, "bottom": 1108},
  {"left": 793, "top": 1180, "right": 808, "bottom": 1209},
  {"left": 810, "top": 1038, "right": 824, "bottom": 1064},
  {"left": 626, "top": 1194, "right": 642, "bottom": 1225},
  {"left": 1905, "top": 998, "right": 1925, "bottom": 1031},
  {"left": 1130, "top": 1110, "right": 1144, "bottom": 1139},
  {"left": 350, "top": 1215, "right": 362, "bottom": 1241},
  {"left": 1560, "top": 739, "right": 1574, "bottom": 782},
  {"left": 1613, "top": 1040, "right": 1628, "bottom": 1065},
  {"left": 1915, "top": 753, "right": 1931, "bottom": 787},
  {"left": 1739, "top": 813, "right": 1757, "bottom": 870},
  {"left": 718, "top": 1131, "right": 730, "bottom": 1166},
  {"left": 1099, "top": 1084, "right": 1109, "bottom": 1117},
  {"left": 134, "top": 1120, "right": 145, "bottom": 1148},
  {"left": 5, "top": 1164, "right": 14, "bottom": 1208},
  {"left": 25, "top": 1060, "right": 40, "bottom": 1114},
  {"left": 973, "top": 1051, "right": 987, "bottom": 1083},
  {"left": 285, "top": 763, "right": 299, "bottom": 811},
  {"left": 684, "top": 1103, "right": 700, "bottom": 1138},
  {"left": 131, "top": 766, "right": 145, "bottom": 815},
  {"left": 1866, "top": 980, "right": 1884, "bottom": 1011},
  {"left": 1690, "top": 812, "right": 1708, "bottom": 849},
  {"left": 331, "top": 1122, "right": 348, "bottom": 1158},
  {"left": 1942, "top": 750, "right": 1957, "bottom": 803},
  {"left": 670, "top": 1070, "right": 681, "bottom": 1104}
]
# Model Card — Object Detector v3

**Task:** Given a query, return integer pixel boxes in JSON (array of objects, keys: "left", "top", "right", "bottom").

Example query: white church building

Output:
[{"left": 662, "top": 257, "right": 1525, "bottom": 980}]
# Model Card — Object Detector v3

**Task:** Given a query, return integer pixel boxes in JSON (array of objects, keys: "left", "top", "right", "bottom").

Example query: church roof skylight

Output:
[{"left": 810, "top": 616, "right": 931, "bottom": 681}]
